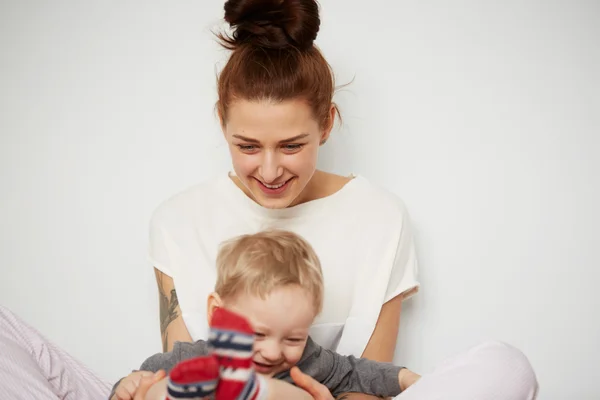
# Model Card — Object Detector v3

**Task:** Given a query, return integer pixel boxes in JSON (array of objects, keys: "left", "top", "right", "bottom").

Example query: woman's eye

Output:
[
  {"left": 282, "top": 144, "right": 304, "bottom": 152},
  {"left": 237, "top": 144, "right": 257, "bottom": 152}
]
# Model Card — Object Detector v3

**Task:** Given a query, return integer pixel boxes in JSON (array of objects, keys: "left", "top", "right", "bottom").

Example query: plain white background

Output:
[{"left": 1, "top": 1, "right": 598, "bottom": 398}]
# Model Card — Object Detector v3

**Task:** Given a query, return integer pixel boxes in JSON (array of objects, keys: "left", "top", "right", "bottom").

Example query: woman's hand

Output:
[
  {"left": 111, "top": 370, "right": 165, "bottom": 400},
  {"left": 290, "top": 366, "right": 334, "bottom": 400},
  {"left": 133, "top": 370, "right": 166, "bottom": 400}
]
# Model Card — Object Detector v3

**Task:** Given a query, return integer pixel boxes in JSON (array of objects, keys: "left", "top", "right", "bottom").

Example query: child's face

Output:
[{"left": 226, "top": 285, "right": 316, "bottom": 377}]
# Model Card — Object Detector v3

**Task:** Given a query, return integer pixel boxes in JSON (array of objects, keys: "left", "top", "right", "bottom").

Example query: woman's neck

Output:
[{"left": 293, "top": 170, "right": 354, "bottom": 206}]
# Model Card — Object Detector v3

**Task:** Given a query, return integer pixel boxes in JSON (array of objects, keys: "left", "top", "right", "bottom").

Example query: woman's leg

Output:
[
  {"left": 398, "top": 340, "right": 539, "bottom": 400},
  {"left": 0, "top": 305, "right": 112, "bottom": 400}
]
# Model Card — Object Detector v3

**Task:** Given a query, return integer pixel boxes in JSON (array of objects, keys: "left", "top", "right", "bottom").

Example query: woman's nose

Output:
[{"left": 258, "top": 151, "right": 283, "bottom": 183}]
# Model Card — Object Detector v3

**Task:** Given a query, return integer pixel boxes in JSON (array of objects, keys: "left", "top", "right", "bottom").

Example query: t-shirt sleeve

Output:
[
  {"left": 148, "top": 205, "right": 176, "bottom": 277},
  {"left": 334, "top": 195, "right": 421, "bottom": 358},
  {"left": 299, "top": 339, "right": 403, "bottom": 398},
  {"left": 138, "top": 345, "right": 183, "bottom": 374},
  {"left": 383, "top": 202, "right": 420, "bottom": 303},
  {"left": 138, "top": 341, "right": 210, "bottom": 372}
]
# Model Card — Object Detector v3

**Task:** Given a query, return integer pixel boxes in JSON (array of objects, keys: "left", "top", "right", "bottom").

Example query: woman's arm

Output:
[
  {"left": 154, "top": 268, "right": 192, "bottom": 352},
  {"left": 335, "top": 294, "right": 419, "bottom": 400},
  {"left": 361, "top": 294, "right": 403, "bottom": 362}
]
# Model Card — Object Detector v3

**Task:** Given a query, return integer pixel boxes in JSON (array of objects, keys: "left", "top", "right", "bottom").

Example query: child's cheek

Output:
[{"left": 289, "top": 348, "right": 305, "bottom": 366}]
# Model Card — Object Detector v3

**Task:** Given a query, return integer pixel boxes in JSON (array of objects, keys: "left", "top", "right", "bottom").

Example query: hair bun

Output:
[{"left": 222, "top": 0, "right": 320, "bottom": 50}]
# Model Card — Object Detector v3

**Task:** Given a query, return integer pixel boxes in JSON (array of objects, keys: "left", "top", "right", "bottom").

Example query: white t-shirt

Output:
[{"left": 149, "top": 173, "right": 419, "bottom": 357}]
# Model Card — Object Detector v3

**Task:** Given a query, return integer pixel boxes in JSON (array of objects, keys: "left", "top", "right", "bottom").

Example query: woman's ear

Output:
[
  {"left": 320, "top": 104, "right": 337, "bottom": 145},
  {"left": 206, "top": 292, "right": 223, "bottom": 324}
]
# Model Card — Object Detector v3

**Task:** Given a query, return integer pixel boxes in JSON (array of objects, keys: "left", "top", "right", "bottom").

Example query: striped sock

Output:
[
  {"left": 166, "top": 355, "right": 219, "bottom": 400},
  {"left": 209, "top": 308, "right": 268, "bottom": 400}
]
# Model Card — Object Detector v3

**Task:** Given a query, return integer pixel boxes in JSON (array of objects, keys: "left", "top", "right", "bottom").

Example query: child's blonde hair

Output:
[{"left": 215, "top": 229, "right": 324, "bottom": 315}]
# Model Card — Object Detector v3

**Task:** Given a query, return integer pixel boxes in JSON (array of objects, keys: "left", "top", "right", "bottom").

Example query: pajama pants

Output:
[{"left": 0, "top": 305, "right": 538, "bottom": 400}]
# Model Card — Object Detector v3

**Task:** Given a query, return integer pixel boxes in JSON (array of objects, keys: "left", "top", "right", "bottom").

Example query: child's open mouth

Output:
[{"left": 253, "top": 361, "right": 276, "bottom": 374}]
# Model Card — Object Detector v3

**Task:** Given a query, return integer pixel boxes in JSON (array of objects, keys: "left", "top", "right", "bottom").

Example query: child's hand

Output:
[
  {"left": 398, "top": 368, "right": 421, "bottom": 391},
  {"left": 111, "top": 370, "right": 165, "bottom": 400}
]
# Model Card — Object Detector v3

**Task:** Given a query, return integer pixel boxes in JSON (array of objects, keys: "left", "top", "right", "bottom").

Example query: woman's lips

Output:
[{"left": 255, "top": 177, "right": 293, "bottom": 196}]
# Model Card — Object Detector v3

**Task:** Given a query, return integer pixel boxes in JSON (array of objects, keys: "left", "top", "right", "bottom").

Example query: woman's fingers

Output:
[
  {"left": 290, "top": 366, "right": 334, "bottom": 400},
  {"left": 112, "top": 370, "right": 163, "bottom": 400},
  {"left": 133, "top": 376, "right": 154, "bottom": 400},
  {"left": 152, "top": 370, "right": 166, "bottom": 382},
  {"left": 114, "top": 379, "right": 137, "bottom": 400}
]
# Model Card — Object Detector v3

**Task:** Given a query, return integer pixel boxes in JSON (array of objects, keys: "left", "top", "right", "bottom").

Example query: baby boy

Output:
[{"left": 110, "top": 230, "right": 410, "bottom": 400}]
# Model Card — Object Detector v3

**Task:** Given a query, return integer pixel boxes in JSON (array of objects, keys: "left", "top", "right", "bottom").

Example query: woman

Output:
[
  {"left": 152, "top": 0, "right": 418, "bottom": 389},
  {"left": 148, "top": 0, "right": 538, "bottom": 399},
  {"left": 0, "top": 0, "right": 538, "bottom": 399}
]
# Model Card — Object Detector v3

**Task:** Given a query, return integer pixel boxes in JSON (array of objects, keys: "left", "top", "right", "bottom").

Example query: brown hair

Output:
[
  {"left": 215, "top": 229, "right": 324, "bottom": 314},
  {"left": 216, "top": 0, "right": 338, "bottom": 129}
]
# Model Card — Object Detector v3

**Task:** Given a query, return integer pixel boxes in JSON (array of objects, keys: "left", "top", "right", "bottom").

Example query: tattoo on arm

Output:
[{"left": 158, "top": 273, "right": 179, "bottom": 352}]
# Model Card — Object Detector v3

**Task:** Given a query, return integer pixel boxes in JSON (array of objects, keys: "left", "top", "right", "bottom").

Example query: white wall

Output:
[{"left": 1, "top": 1, "right": 598, "bottom": 398}]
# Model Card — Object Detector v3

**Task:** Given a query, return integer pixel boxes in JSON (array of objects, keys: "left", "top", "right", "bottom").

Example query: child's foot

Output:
[
  {"left": 167, "top": 355, "right": 219, "bottom": 400},
  {"left": 209, "top": 307, "right": 267, "bottom": 400}
]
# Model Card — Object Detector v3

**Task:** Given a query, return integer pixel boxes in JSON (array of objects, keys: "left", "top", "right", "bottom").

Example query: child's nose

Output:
[{"left": 260, "top": 341, "right": 283, "bottom": 363}]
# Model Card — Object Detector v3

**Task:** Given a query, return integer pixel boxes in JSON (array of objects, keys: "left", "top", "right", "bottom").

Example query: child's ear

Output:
[{"left": 206, "top": 292, "right": 223, "bottom": 324}]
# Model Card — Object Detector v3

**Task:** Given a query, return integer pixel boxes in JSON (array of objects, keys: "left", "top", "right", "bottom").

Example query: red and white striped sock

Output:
[
  {"left": 209, "top": 307, "right": 268, "bottom": 400},
  {"left": 166, "top": 355, "right": 219, "bottom": 400}
]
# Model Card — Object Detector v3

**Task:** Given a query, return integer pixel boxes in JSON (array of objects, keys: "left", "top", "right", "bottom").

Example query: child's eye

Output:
[
  {"left": 286, "top": 338, "right": 303, "bottom": 343},
  {"left": 254, "top": 332, "right": 265, "bottom": 338}
]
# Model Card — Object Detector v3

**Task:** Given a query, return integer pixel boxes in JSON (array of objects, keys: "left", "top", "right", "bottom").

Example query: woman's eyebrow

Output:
[
  {"left": 280, "top": 133, "right": 309, "bottom": 143},
  {"left": 232, "top": 133, "right": 309, "bottom": 144},
  {"left": 232, "top": 134, "right": 260, "bottom": 143}
]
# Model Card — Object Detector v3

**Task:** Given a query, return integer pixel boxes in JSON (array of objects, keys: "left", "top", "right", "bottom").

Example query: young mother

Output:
[{"left": 150, "top": 0, "right": 538, "bottom": 399}]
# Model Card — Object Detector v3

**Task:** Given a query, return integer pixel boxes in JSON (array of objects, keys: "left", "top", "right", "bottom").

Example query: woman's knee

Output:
[{"left": 471, "top": 340, "right": 539, "bottom": 398}]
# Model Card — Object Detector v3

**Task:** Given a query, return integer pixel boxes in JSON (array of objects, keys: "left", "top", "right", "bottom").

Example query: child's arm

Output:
[
  {"left": 109, "top": 341, "right": 209, "bottom": 400},
  {"left": 109, "top": 349, "right": 182, "bottom": 399},
  {"left": 295, "top": 339, "right": 405, "bottom": 398}
]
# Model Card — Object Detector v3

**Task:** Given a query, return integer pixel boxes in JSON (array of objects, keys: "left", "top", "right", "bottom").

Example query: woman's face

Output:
[{"left": 222, "top": 99, "right": 331, "bottom": 209}]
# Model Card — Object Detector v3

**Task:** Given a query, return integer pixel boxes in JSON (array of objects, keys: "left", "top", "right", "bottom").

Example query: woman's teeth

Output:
[{"left": 263, "top": 182, "right": 285, "bottom": 189}]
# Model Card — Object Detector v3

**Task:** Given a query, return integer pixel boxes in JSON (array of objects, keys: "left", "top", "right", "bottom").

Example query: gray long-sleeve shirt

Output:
[{"left": 110, "top": 337, "right": 402, "bottom": 399}]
